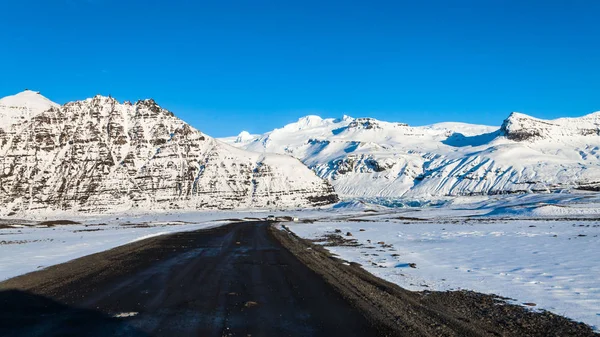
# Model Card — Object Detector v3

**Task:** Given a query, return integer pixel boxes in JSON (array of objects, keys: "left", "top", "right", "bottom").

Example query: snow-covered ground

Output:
[
  {"left": 0, "top": 209, "right": 332, "bottom": 282},
  {"left": 0, "top": 211, "right": 276, "bottom": 282},
  {"left": 1, "top": 193, "right": 599, "bottom": 330},
  {"left": 283, "top": 195, "right": 600, "bottom": 330},
  {"left": 0, "top": 219, "right": 220, "bottom": 282}
]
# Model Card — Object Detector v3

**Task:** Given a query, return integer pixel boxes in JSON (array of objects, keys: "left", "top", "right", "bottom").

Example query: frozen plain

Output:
[{"left": 0, "top": 193, "right": 599, "bottom": 330}]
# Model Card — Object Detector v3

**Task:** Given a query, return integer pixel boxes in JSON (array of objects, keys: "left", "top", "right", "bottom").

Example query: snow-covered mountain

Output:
[
  {"left": 221, "top": 112, "right": 600, "bottom": 197},
  {"left": 0, "top": 90, "right": 59, "bottom": 127},
  {"left": 0, "top": 91, "right": 337, "bottom": 215}
]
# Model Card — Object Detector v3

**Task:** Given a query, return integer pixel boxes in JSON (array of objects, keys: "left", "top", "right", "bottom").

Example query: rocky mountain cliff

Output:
[
  {"left": 222, "top": 112, "right": 600, "bottom": 198},
  {"left": 0, "top": 92, "right": 337, "bottom": 215}
]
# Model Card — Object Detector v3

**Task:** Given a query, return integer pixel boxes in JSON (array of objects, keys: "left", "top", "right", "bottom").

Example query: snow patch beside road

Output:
[
  {"left": 0, "top": 219, "right": 222, "bottom": 282},
  {"left": 286, "top": 217, "right": 600, "bottom": 330}
]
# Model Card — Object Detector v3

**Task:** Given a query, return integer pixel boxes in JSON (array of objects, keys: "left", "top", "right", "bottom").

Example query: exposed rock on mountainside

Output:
[
  {"left": 501, "top": 112, "right": 600, "bottom": 141},
  {"left": 0, "top": 92, "right": 337, "bottom": 215},
  {"left": 223, "top": 112, "right": 600, "bottom": 197}
]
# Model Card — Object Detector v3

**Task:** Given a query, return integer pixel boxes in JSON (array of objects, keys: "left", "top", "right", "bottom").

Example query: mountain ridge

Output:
[
  {"left": 4, "top": 89, "right": 599, "bottom": 208},
  {"left": 0, "top": 91, "right": 338, "bottom": 216},
  {"left": 222, "top": 111, "right": 600, "bottom": 197},
  {"left": 500, "top": 111, "right": 600, "bottom": 141}
]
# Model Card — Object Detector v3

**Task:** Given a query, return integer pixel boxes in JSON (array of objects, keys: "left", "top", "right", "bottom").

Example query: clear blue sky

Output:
[{"left": 1, "top": 0, "right": 599, "bottom": 137}]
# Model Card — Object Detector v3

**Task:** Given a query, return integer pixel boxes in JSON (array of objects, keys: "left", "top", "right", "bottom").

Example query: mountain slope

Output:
[
  {"left": 0, "top": 93, "right": 337, "bottom": 215},
  {"left": 501, "top": 111, "right": 600, "bottom": 141},
  {"left": 0, "top": 90, "right": 59, "bottom": 128},
  {"left": 222, "top": 113, "right": 600, "bottom": 197}
]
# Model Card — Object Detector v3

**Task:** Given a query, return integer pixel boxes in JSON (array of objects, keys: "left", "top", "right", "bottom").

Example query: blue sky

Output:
[{"left": 1, "top": 0, "right": 599, "bottom": 137}]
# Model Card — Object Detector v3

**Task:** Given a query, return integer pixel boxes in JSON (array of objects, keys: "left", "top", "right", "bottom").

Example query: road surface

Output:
[
  {"left": 0, "top": 222, "right": 379, "bottom": 337},
  {"left": 1, "top": 221, "right": 596, "bottom": 337}
]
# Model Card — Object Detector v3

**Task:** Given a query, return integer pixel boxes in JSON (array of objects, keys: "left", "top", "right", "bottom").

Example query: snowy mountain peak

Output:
[
  {"left": 235, "top": 131, "right": 255, "bottom": 143},
  {"left": 0, "top": 90, "right": 55, "bottom": 106},
  {"left": 0, "top": 90, "right": 59, "bottom": 128},
  {"left": 347, "top": 117, "right": 388, "bottom": 130},
  {"left": 334, "top": 114, "right": 354, "bottom": 123},
  {"left": 135, "top": 98, "right": 159, "bottom": 107},
  {"left": 507, "top": 111, "right": 530, "bottom": 119},
  {"left": 501, "top": 111, "right": 600, "bottom": 141},
  {"left": 98, "top": 94, "right": 119, "bottom": 102},
  {"left": 222, "top": 109, "right": 600, "bottom": 198},
  {"left": 75, "top": 95, "right": 163, "bottom": 110},
  {"left": 0, "top": 92, "right": 337, "bottom": 215},
  {"left": 283, "top": 115, "right": 328, "bottom": 131}
]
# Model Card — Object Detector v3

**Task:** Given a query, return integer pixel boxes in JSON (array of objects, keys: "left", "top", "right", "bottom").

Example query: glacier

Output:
[{"left": 222, "top": 112, "right": 600, "bottom": 198}]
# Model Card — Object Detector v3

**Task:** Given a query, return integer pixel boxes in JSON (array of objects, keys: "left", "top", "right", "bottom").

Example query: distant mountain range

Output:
[
  {"left": 0, "top": 91, "right": 337, "bottom": 216},
  {"left": 3, "top": 89, "right": 598, "bottom": 216},
  {"left": 221, "top": 111, "right": 600, "bottom": 198}
]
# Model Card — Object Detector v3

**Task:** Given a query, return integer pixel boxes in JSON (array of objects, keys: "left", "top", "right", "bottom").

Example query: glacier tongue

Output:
[
  {"left": 222, "top": 112, "right": 600, "bottom": 198},
  {"left": 0, "top": 93, "right": 337, "bottom": 216}
]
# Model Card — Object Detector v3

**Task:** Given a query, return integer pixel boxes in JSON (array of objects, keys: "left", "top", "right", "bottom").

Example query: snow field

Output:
[
  {"left": 0, "top": 220, "right": 221, "bottom": 282},
  {"left": 286, "top": 218, "right": 600, "bottom": 330}
]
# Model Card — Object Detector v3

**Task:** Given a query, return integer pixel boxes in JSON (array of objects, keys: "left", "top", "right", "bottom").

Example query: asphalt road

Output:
[{"left": 0, "top": 222, "right": 379, "bottom": 337}]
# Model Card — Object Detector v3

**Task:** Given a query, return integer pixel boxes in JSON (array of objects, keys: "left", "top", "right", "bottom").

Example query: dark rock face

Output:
[
  {"left": 347, "top": 118, "right": 408, "bottom": 130},
  {"left": 348, "top": 118, "right": 381, "bottom": 130},
  {"left": 0, "top": 96, "right": 338, "bottom": 215},
  {"left": 500, "top": 113, "right": 545, "bottom": 141},
  {"left": 331, "top": 155, "right": 395, "bottom": 177}
]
